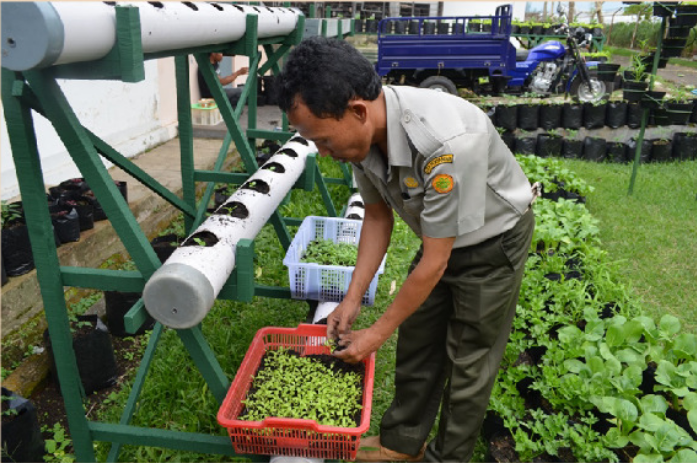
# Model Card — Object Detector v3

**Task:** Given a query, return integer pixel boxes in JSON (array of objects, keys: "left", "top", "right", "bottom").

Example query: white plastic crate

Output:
[
  {"left": 283, "top": 216, "right": 386, "bottom": 305},
  {"left": 191, "top": 99, "right": 222, "bottom": 126}
]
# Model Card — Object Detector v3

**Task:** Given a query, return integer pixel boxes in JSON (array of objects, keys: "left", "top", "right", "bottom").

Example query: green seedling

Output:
[{"left": 301, "top": 239, "right": 358, "bottom": 267}]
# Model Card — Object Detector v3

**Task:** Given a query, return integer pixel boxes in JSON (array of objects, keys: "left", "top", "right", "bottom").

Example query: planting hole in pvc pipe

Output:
[
  {"left": 261, "top": 162, "right": 285, "bottom": 174},
  {"left": 346, "top": 214, "right": 362, "bottom": 220},
  {"left": 210, "top": 3, "right": 224, "bottom": 11},
  {"left": 277, "top": 148, "right": 298, "bottom": 158},
  {"left": 242, "top": 179, "right": 270, "bottom": 194},
  {"left": 232, "top": 4, "right": 244, "bottom": 12},
  {"left": 349, "top": 201, "right": 365, "bottom": 208},
  {"left": 182, "top": 2, "right": 199, "bottom": 11},
  {"left": 215, "top": 201, "right": 249, "bottom": 219},
  {"left": 148, "top": 2, "right": 164, "bottom": 9},
  {"left": 182, "top": 231, "right": 219, "bottom": 248},
  {"left": 291, "top": 137, "right": 309, "bottom": 146}
]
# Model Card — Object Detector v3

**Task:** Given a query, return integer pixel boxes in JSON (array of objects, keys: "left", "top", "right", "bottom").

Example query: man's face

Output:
[
  {"left": 211, "top": 53, "right": 223, "bottom": 64},
  {"left": 287, "top": 97, "right": 372, "bottom": 163}
]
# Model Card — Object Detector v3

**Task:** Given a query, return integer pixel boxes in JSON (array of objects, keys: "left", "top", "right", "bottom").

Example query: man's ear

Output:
[{"left": 348, "top": 100, "right": 368, "bottom": 122}]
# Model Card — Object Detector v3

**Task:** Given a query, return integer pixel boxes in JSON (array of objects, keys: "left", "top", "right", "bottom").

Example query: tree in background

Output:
[{"left": 624, "top": 2, "right": 653, "bottom": 49}]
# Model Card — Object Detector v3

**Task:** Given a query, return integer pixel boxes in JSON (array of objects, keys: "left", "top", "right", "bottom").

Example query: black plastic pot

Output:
[
  {"left": 514, "top": 136, "right": 537, "bottom": 155},
  {"left": 115, "top": 181, "right": 128, "bottom": 202},
  {"left": 583, "top": 102, "right": 607, "bottom": 129},
  {"left": 105, "top": 291, "right": 155, "bottom": 337},
  {"left": 423, "top": 21, "right": 436, "bottom": 34},
  {"left": 596, "top": 63, "right": 621, "bottom": 82},
  {"left": 665, "top": 101, "right": 694, "bottom": 125},
  {"left": 561, "top": 139, "right": 583, "bottom": 159},
  {"left": 605, "top": 100, "right": 628, "bottom": 128},
  {"left": 672, "top": 132, "right": 697, "bottom": 160},
  {"left": 60, "top": 196, "right": 94, "bottom": 231},
  {"left": 51, "top": 207, "right": 81, "bottom": 244},
  {"left": 519, "top": 25, "right": 530, "bottom": 34},
  {"left": 354, "top": 19, "right": 364, "bottom": 33},
  {"left": 627, "top": 102, "right": 644, "bottom": 129},
  {"left": 150, "top": 233, "right": 181, "bottom": 263},
  {"left": 407, "top": 20, "right": 419, "bottom": 35},
  {"left": 1, "top": 259, "right": 7, "bottom": 286},
  {"left": 641, "top": 91, "right": 666, "bottom": 110},
  {"left": 652, "top": 107, "right": 672, "bottom": 126},
  {"left": 1, "top": 222, "right": 34, "bottom": 277},
  {"left": 536, "top": 133, "right": 563, "bottom": 158},
  {"left": 437, "top": 21, "right": 450, "bottom": 35},
  {"left": 539, "top": 104, "right": 562, "bottom": 130},
  {"left": 495, "top": 105, "right": 518, "bottom": 131},
  {"left": 44, "top": 314, "right": 118, "bottom": 395},
  {"left": 650, "top": 139, "right": 673, "bottom": 162},
  {"left": 452, "top": 22, "right": 464, "bottom": 34},
  {"left": 606, "top": 141, "right": 628, "bottom": 163},
  {"left": 653, "top": 2, "right": 677, "bottom": 17},
  {"left": 1, "top": 388, "right": 45, "bottom": 463},
  {"left": 583, "top": 136, "right": 607, "bottom": 162},
  {"left": 562, "top": 102, "right": 583, "bottom": 129},
  {"left": 517, "top": 103, "right": 540, "bottom": 131},
  {"left": 628, "top": 138, "right": 652, "bottom": 164},
  {"left": 623, "top": 86, "right": 648, "bottom": 103}
]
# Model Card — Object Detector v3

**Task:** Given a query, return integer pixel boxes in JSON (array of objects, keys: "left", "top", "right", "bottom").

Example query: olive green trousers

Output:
[{"left": 379, "top": 208, "right": 535, "bottom": 462}]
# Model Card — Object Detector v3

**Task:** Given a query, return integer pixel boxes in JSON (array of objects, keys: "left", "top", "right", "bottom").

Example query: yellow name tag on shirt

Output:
[{"left": 424, "top": 154, "right": 453, "bottom": 174}]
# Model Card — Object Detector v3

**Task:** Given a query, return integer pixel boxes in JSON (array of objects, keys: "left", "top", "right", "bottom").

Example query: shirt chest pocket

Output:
[{"left": 402, "top": 185, "right": 424, "bottom": 217}]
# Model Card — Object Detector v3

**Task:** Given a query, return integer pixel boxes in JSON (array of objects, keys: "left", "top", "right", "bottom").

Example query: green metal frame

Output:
[
  {"left": 628, "top": 16, "right": 667, "bottom": 195},
  {"left": 1, "top": 6, "right": 353, "bottom": 462}
]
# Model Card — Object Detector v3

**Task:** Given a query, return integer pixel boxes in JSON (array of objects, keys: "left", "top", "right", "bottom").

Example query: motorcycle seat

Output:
[{"left": 515, "top": 49, "right": 530, "bottom": 62}]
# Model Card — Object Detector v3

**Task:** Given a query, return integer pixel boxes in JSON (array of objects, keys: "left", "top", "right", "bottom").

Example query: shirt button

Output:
[{"left": 403, "top": 113, "right": 411, "bottom": 123}]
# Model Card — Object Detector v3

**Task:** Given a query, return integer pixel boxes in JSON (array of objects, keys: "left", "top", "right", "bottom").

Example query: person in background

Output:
[
  {"left": 275, "top": 36, "right": 536, "bottom": 462},
  {"left": 197, "top": 52, "right": 249, "bottom": 108}
]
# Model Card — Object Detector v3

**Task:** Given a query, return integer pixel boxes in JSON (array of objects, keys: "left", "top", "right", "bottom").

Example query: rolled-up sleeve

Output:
[{"left": 421, "top": 132, "right": 489, "bottom": 239}]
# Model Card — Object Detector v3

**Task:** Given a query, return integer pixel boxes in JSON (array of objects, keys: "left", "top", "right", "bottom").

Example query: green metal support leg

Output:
[{"left": 2, "top": 69, "right": 96, "bottom": 462}]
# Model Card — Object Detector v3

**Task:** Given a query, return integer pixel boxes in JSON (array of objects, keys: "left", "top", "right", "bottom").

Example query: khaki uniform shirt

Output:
[{"left": 352, "top": 85, "right": 533, "bottom": 248}]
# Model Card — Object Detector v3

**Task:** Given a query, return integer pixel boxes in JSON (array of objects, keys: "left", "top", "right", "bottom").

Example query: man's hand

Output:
[
  {"left": 333, "top": 327, "right": 387, "bottom": 364},
  {"left": 326, "top": 300, "right": 361, "bottom": 344},
  {"left": 236, "top": 67, "right": 249, "bottom": 78}
]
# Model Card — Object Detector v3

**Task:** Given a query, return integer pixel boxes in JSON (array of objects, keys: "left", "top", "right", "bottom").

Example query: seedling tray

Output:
[
  {"left": 283, "top": 216, "right": 386, "bottom": 305},
  {"left": 217, "top": 324, "right": 375, "bottom": 460}
]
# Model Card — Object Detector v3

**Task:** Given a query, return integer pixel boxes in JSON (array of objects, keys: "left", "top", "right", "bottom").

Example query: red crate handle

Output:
[{"left": 261, "top": 417, "right": 321, "bottom": 431}]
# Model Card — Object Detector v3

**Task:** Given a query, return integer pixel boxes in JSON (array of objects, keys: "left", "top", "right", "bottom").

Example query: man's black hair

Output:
[{"left": 276, "top": 36, "right": 382, "bottom": 119}]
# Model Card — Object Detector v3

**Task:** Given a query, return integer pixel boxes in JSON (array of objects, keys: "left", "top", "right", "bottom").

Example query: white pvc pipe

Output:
[
  {"left": 1, "top": 2, "right": 301, "bottom": 71},
  {"left": 312, "top": 302, "right": 340, "bottom": 324},
  {"left": 344, "top": 192, "right": 365, "bottom": 220},
  {"left": 143, "top": 136, "right": 316, "bottom": 329}
]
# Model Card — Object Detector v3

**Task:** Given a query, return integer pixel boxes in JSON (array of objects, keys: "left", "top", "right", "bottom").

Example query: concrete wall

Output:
[{"left": 1, "top": 58, "right": 179, "bottom": 201}]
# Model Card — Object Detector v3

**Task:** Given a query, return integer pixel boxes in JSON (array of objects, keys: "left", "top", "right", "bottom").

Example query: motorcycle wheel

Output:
[
  {"left": 570, "top": 74, "right": 607, "bottom": 104},
  {"left": 419, "top": 76, "right": 458, "bottom": 95}
]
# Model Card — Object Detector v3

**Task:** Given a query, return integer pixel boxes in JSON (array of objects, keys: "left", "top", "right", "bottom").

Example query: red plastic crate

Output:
[{"left": 217, "top": 324, "right": 375, "bottom": 460}]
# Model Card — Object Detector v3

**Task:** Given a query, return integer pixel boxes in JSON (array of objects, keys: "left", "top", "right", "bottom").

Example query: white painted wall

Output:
[{"left": 1, "top": 58, "right": 179, "bottom": 201}]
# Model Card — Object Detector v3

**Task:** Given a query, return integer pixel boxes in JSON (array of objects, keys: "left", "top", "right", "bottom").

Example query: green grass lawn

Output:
[{"left": 559, "top": 159, "right": 697, "bottom": 331}]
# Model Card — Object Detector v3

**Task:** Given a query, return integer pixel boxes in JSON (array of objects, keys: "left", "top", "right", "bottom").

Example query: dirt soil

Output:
[{"left": 30, "top": 335, "right": 145, "bottom": 453}]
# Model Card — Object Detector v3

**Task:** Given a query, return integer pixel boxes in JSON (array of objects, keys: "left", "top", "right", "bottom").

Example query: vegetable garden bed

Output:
[{"left": 484, "top": 155, "right": 697, "bottom": 462}]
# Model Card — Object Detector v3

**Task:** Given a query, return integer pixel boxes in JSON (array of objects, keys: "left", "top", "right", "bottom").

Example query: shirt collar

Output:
[{"left": 384, "top": 86, "right": 413, "bottom": 168}]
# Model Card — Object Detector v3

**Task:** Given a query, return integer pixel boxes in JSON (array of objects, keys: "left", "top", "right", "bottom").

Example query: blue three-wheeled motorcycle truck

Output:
[{"left": 375, "top": 4, "right": 608, "bottom": 103}]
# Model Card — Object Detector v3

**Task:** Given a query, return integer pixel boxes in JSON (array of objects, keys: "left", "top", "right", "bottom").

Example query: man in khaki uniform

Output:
[{"left": 276, "top": 37, "right": 535, "bottom": 462}]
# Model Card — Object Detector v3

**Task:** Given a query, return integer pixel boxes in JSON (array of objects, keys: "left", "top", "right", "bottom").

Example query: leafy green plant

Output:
[
  {"left": 1, "top": 201, "right": 22, "bottom": 227},
  {"left": 301, "top": 239, "right": 358, "bottom": 267},
  {"left": 43, "top": 423, "right": 76, "bottom": 463},
  {"left": 240, "top": 347, "right": 363, "bottom": 427}
]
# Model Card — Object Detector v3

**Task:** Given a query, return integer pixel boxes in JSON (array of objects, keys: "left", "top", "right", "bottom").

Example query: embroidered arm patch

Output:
[{"left": 424, "top": 154, "right": 453, "bottom": 174}]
